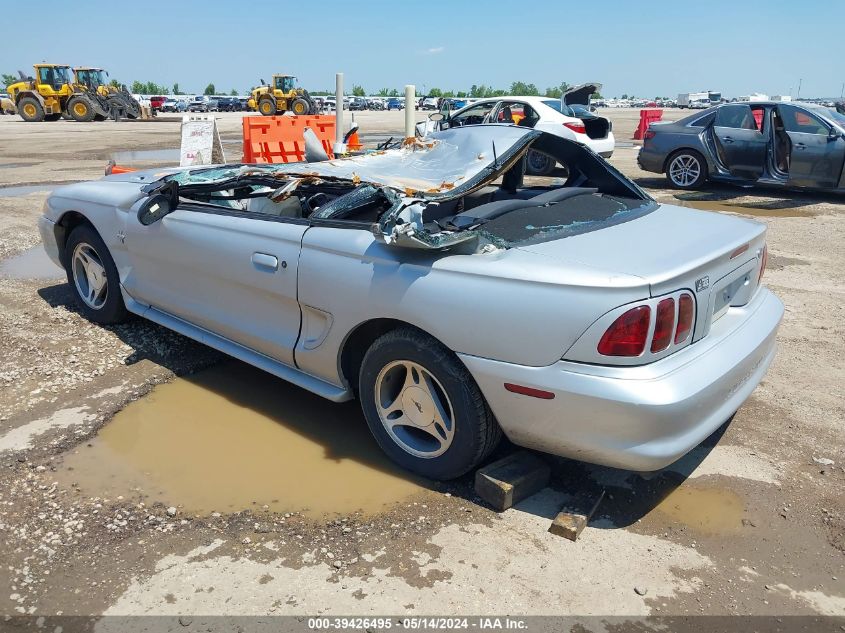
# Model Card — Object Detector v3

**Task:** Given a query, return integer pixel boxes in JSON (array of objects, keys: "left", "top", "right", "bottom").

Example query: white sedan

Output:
[{"left": 421, "top": 93, "right": 615, "bottom": 175}]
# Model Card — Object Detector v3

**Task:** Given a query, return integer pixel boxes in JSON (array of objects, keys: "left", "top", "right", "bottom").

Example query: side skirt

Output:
[{"left": 122, "top": 288, "right": 352, "bottom": 403}]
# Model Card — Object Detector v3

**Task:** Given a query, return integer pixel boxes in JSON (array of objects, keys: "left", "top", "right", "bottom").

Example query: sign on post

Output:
[{"left": 180, "top": 114, "right": 225, "bottom": 167}]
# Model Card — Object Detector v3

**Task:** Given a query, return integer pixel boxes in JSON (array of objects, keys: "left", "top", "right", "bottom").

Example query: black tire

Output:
[
  {"left": 67, "top": 95, "right": 95, "bottom": 122},
  {"left": 291, "top": 97, "right": 310, "bottom": 116},
  {"left": 258, "top": 96, "right": 276, "bottom": 116},
  {"left": 525, "top": 149, "right": 555, "bottom": 176},
  {"left": 18, "top": 96, "right": 44, "bottom": 122},
  {"left": 665, "top": 149, "right": 708, "bottom": 189},
  {"left": 64, "top": 224, "right": 129, "bottom": 325},
  {"left": 359, "top": 327, "right": 501, "bottom": 480}
]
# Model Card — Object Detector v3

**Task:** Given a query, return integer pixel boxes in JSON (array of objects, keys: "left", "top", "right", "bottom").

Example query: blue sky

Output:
[{"left": 2, "top": 0, "right": 843, "bottom": 98}]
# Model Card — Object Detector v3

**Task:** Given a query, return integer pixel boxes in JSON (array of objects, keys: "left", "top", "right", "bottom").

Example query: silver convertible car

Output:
[{"left": 39, "top": 126, "right": 783, "bottom": 479}]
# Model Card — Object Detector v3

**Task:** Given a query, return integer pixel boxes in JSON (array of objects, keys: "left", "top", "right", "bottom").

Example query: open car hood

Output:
[{"left": 564, "top": 82, "right": 602, "bottom": 106}]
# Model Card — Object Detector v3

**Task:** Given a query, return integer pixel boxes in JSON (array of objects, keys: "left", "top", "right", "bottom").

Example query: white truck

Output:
[{"left": 677, "top": 91, "right": 721, "bottom": 109}]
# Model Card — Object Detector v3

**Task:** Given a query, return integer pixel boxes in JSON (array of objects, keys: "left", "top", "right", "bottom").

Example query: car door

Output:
[
  {"left": 778, "top": 104, "right": 845, "bottom": 188},
  {"left": 123, "top": 203, "right": 307, "bottom": 366},
  {"left": 448, "top": 101, "right": 498, "bottom": 127},
  {"left": 711, "top": 104, "right": 768, "bottom": 180}
]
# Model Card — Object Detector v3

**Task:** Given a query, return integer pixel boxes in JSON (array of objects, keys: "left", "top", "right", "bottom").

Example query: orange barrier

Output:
[
  {"left": 633, "top": 109, "right": 663, "bottom": 140},
  {"left": 242, "top": 115, "right": 336, "bottom": 164}
]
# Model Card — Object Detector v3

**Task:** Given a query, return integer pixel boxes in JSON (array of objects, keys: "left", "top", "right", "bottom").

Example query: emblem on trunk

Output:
[{"left": 695, "top": 276, "right": 710, "bottom": 292}]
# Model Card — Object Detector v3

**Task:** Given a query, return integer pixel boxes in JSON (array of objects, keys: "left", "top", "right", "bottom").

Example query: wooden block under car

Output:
[
  {"left": 474, "top": 451, "right": 551, "bottom": 511},
  {"left": 548, "top": 490, "right": 605, "bottom": 541}
]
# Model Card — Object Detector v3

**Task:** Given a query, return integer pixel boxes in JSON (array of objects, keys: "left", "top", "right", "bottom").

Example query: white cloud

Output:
[{"left": 425, "top": 46, "right": 445, "bottom": 54}]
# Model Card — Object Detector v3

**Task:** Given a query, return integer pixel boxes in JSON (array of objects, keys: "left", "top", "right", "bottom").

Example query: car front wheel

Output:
[
  {"left": 359, "top": 327, "right": 501, "bottom": 480},
  {"left": 666, "top": 150, "right": 708, "bottom": 189},
  {"left": 65, "top": 225, "right": 128, "bottom": 324}
]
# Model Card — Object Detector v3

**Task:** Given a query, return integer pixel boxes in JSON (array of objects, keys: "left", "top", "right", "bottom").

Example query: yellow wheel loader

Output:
[
  {"left": 73, "top": 67, "right": 141, "bottom": 119},
  {"left": 248, "top": 75, "right": 317, "bottom": 116},
  {"left": 6, "top": 64, "right": 111, "bottom": 122}
]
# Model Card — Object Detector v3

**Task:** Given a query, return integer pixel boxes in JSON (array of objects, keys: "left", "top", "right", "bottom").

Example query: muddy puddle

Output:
[
  {"left": 677, "top": 199, "right": 811, "bottom": 218},
  {"left": 0, "top": 184, "right": 62, "bottom": 198},
  {"left": 0, "top": 246, "right": 63, "bottom": 279},
  {"left": 652, "top": 485, "right": 745, "bottom": 534},
  {"left": 56, "top": 362, "right": 426, "bottom": 518}
]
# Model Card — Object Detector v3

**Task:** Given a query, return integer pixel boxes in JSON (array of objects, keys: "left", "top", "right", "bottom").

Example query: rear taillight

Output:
[
  {"left": 563, "top": 121, "right": 587, "bottom": 134},
  {"left": 650, "top": 298, "right": 675, "bottom": 352},
  {"left": 643, "top": 130, "right": 656, "bottom": 140},
  {"left": 758, "top": 244, "right": 768, "bottom": 284},
  {"left": 597, "top": 306, "right": 651, "bottom": 357},
  {"left": 675, "top": 293, "right": 694, "bottom": 344}
]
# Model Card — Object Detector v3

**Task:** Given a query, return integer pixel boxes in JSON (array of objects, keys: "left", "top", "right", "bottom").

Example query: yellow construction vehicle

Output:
[
  {"left": 5, "top": 64, "right": 110, "bottom": 122},
  {"left": 248, "top": 74, "right": 317, "bottom": 116},
  {"left": 73, "top": 67, "right": 141, "bottom": 119}
]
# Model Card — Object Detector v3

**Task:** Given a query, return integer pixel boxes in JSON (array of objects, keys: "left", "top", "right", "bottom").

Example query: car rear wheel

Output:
[
  {"left": 65, "top": 225, "right": 128, "bottom": 325},
  {"left": 359, "top": 327, "right": 501, "bottom": 480},
  {"left": 666, "top": 150, "right": 707, "bottom": 189},
  {"left": 525, "top": 149, "right": 555, "bottom": 176}
]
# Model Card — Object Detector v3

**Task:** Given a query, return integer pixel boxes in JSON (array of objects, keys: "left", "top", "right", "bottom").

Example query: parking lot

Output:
[{"left": 0, "top": 109, "right": 843, "bottom": 620}]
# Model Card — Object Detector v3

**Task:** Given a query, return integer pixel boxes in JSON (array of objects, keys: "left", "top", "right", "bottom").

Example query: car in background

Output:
[
  {"left": 188, "top": 95, "right": 218, "bottom": 112},
  {"left": 638, "top": 101, "right": 845, "bottom": 192},
  {"left": 216, "top": 96, "right": 238, "bottom": 112},
  {"left": 348, "top": 96, "right": 368, "bottom": 111},
  {"left": 420, "top": 97, "right": 439, "bottom": 111},
  {"left": 149, "top": 96, "right": 166, "bottom": 112},
  {"left": 421, "top": 85, "right": 615, "bottom": 175},
  {"left": 386, "top": 98, "right": 402, "bottom": 111},
  {"left": 161, "top": 98, "right": 187, "bottom": 113}
]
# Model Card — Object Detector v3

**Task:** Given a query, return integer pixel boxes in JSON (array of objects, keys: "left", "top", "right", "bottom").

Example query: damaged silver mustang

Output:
[{"left": 39, "top": 126, "right": 783, "bottom": 479}]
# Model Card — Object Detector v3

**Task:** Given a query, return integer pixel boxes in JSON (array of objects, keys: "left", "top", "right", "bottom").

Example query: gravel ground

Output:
[{"left": 0, "top": 109, "right": 842, "bottom": 622}]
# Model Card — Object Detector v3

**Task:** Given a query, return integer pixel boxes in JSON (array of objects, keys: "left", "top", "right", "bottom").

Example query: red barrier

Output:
[
  {"left": 242, "top": 115, "right": 336, "bottom": 163},
  {"left": 633, "top": 109, "right": 663, "bottom": 140}
]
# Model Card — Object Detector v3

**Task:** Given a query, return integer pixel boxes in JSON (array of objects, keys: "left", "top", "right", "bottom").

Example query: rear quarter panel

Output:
[{"left": 295, "top": 226, "right": 651, "bottom": 387}]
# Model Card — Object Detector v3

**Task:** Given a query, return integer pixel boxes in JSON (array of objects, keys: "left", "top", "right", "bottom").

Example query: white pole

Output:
[
  {"left": 404, "top": 84, "right": 415, "bottom": 139},
  {"left": 334, "top": 73, "right": 346, "bottom": 155}
]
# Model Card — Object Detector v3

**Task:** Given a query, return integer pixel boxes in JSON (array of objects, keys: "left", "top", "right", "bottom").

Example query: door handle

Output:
[
  {"left": 795, "top": 143, "right": 806, "bottom": 150},
  {"left": 251, "top": 252, "right": 279, "bottom": 271},
  {"left": 722, "top": 136, "right": 734, "bottom": 143}
]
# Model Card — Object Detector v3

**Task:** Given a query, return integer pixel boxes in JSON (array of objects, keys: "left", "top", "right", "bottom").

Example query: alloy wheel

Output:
[
  {"left": 374, "top": 360, "right": 455, "bottom": 458},
  {"left": 669, "top": 154, "right": 701, "bottom": 187},
  {"left": 72, "top": 243, "right": 108, "bottom": 310}
]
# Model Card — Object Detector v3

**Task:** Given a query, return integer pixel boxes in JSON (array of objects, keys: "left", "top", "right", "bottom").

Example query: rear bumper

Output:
[
  {"left": 584, "top": 133, "right": 615, "bottom": 157},
  {"left": 637, "top": 146, "right": 665, "bottom": 173},
  {"left": 459, "top": 288, "right": 783, "bottom": 471}
]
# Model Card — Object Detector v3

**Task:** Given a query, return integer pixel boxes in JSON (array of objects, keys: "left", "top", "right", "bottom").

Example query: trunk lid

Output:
[
  {"left": 564, "top": 82, "right": 602, "bottom": 106},
  {"left": 517, "top": 203, "right": 767, "bottom": 341}
]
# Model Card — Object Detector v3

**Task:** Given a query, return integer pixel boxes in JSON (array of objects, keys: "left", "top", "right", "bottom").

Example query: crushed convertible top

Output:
[{"left": 168, "top": 126, "right": 539, "bottom": 198}]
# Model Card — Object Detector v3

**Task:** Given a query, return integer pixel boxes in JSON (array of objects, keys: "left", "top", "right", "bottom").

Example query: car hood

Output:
[{"left": 564, "top": 82, "right": 602, "bottom": 106}]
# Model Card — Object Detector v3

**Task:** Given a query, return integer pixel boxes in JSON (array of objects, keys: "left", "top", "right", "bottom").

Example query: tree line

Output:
[{"left": 4, "top": 73, "right": 610, "bottom": 99}]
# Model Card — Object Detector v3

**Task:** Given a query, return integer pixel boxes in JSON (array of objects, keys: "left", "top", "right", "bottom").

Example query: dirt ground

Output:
[{"left": 0, "top": 108, "right": 842, "bottom": 624}]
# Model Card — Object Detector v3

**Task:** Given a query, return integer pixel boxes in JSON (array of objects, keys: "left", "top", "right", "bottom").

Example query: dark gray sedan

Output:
[{"left": 638, "top": 102, "right": 845, "bottom": 191}]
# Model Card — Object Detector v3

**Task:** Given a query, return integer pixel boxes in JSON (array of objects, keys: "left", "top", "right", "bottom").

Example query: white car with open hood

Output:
[{"left": 38, "top": 125, "right": 782, "bottom": 480}]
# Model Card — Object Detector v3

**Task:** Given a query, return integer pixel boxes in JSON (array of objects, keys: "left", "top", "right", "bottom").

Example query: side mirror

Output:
[
  {"left": 428, "top": 112, "right": 444, "bottom": 122},
  {"left": 828, "top": 128, "right": 841, "bottom": 141},
  {"left": 138, "top": 181, "right": 178, "bottom": 225},
  {"left": 138, "top": 194, "right": 173, "bottom": 226}
]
